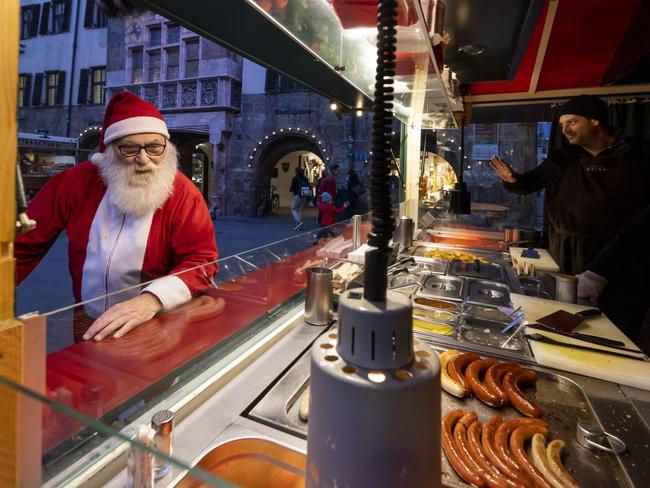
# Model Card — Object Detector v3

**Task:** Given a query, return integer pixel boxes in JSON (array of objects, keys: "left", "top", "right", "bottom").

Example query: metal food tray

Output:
[
  {"left": 419, "top": 275, "right": 467, "bottom": 301},
  {"left": 247, "top": 340, "right": 628, "bottom": 487},
  {"left": 456, "top": 315, "right": 531, "bottom": 356},
  {"left": 450, "top": 259, "right": 506, "bottom": 283},
  {"left": 408, "top": 242, "right": 512, "bottom": 267},
  {"left": 466, "top": 279, "right": 512, "bottom": 307},
  {"left": 410, "top": 258, "right": 449, "bottom": 275}
]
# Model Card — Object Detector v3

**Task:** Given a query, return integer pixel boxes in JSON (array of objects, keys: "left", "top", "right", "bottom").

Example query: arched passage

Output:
[{"left": 249, "top": 131, "right": 328, "bottom": 214}]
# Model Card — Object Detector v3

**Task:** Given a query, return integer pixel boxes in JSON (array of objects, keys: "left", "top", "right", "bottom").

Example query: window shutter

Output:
[
  {"left": 30, "top": 5, "right": 41, "bottom": 37},
  {"left": 78, "top": 68, "right": 89, "bottom": 103},
  {"left": 32, "top": 73, "right": 44, "bottom": 106},
  {"left": 83, "top": 0, "right": 93, "bottom": 28},
  {"left": 40, "top": 3, "right": 50, "bottom": 35},
  {"left": 24, "top": 74, "right": 33, "bottom": 107},
  {"left": 62, "top": 0, "right": 72, "bottom": 32},
  {"left": 265, "top": 70, "right": 279, "bottom": 92},
  {"left": 57, "top": 71, "right": 66, "bottom": 105}
]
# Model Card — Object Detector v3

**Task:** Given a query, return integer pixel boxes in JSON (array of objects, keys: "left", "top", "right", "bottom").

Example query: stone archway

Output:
[
  {"left": 174, "top": 134, "right": 212, "bottom": 203},
  {"left": 77, "top": 127, "right": 101, "bottom": 162},
  {"left": 249, "top": 131, "right": 327, "bottom": 215}
]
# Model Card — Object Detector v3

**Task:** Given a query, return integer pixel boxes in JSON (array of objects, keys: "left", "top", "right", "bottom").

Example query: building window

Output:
[
  {"left": 84, "top": 0, "right": 107, "bottom": 28},
  {"left": 20, "top": 5, "right": 41, "bottom": 40},
  {"left": 148, "top": 51, "right": 161, "bottom": 82},
  {"left": 148, "top": 25, "right": 161, "bottom": 47},
  {"left": 40, "top": 1, "right": 71, "bottom": 35},
  {"left": 45, "top": 71, "right": 65, "bottom": 107},
  {"left": 184, "top": 38, "right": 199, "bottom": 78},
  {"left": 166, "top": 48, "right": 179, "bottom": 79},
  {"left": 18, "top": 74, "right": 32, "bottom": 108},
  {"left": 265, "top": 70, "right": 279, "bottom": 92},
  {"left": 78, "top": 66, "right": 105, "bottom": 104},
  {"left": 231, "top": 82, "right": 242, "bottom": 110},
  {"left": 91, "top": 67, "right": 106, "bottom": 104},
  {"left": 166, "top": 23, "right": 180, "bottom": 44},
  {"left": 131, "top": 48, "right": 143, "bottom": 83}
]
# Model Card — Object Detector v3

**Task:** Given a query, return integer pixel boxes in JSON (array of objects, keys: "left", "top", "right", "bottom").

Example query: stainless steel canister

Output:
[
  {"left": 394, "top": 216, "right": 414, "bottom": 249},
  {"left": 555, "top": 273, "right": 578, "bottom": 303},
  {"left": 352, "top": 214, "right": 362, "bottom": 250},
  {"left": 304, "top": 267, "right": 333, "bottom": 325}
]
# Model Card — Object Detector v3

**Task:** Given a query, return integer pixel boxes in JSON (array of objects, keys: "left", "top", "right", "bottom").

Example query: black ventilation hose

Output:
[{"left": 364, "top": 0, "right": 397, "bottom": 302}]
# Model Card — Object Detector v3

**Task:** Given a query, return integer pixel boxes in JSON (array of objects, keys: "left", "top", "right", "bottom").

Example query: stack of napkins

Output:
[
  {"left": 316, "top": 236, "right": 354, "bottom": 259},
  {"left": 346, "top": 243, "right": 377, "bottom": 264}
]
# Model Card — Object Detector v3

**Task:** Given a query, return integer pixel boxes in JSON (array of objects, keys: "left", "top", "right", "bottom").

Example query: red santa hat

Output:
[{"left": 99, "top": 92, "right": 170, "bottom": 151}]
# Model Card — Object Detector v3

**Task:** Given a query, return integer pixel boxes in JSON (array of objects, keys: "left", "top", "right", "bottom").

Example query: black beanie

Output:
[{"left": 558, "top": 95, "right": 609, "bottom": 124}]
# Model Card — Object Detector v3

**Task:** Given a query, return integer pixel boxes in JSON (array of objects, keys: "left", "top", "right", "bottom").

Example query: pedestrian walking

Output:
[{"left": 289, "top": 167, "right": 310, "bottom": 230}]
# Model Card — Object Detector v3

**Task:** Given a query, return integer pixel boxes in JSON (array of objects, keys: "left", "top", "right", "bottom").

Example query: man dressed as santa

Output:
[{"left": 15, "top": 92, "right": 219, "bottom": 341}]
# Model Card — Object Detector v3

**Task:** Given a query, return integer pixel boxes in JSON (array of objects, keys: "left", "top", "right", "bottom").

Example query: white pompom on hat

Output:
[{"left": 99, "top": 91, "right": 170, "bottom": 151}]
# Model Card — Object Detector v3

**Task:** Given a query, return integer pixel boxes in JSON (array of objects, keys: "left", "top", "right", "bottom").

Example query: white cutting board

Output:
[
  {"left": 509, "top": 247, "right": 560, "bottom": 272},
  {"left": 511, "top": 294, "right": 650, "bottom": 391}
]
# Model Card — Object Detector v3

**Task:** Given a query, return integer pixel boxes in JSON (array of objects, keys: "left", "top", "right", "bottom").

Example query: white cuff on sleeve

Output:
[
  {"left": 583, "top": 270, "right": 608, "bottom": 286},
  {"left": 142, "top": 275, "right": 192, "bottom": 311}
]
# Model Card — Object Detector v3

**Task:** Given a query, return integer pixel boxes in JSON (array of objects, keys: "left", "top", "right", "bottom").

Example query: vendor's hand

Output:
[
  {"left": 576, "top": 271, "right": 607, "bottom": 306},
  {"left": 83, "top": 293, "right": 163, "bottom": 341},
  {"left": 489, "top": 156, "right": 517, "bottom": 184},
  {"left": 343, "top": 201, "right": 350, "bottom": 208}
]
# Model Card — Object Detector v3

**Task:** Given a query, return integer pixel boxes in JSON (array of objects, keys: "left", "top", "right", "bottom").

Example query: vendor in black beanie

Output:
[{"left": 489, "top": 94, "right": 649, "bottom": 275}]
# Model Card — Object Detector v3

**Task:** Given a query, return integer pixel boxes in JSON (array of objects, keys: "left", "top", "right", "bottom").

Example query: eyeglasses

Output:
[{"left": 117, "top": 143, "right": 166, "bottom": 157}]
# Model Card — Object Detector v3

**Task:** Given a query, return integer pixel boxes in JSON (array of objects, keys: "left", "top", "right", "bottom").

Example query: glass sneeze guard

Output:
[
  {"left": 246, "top": 0, "right": 457, "bottom": 128},
  {"left": 19, "top": 213, "right": 373, "bottom": 482}
]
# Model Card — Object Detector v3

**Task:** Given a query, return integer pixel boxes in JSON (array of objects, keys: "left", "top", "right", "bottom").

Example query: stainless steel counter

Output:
[{"left": 50, "top": 301, "right": 650, "bottom": 487}]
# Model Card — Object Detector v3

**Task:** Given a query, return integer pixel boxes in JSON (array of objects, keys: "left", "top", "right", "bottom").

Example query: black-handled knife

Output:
[
  {"left": 575, "top": 308, "right": 602, "bottom": 318},
  {"left": 525, "top": 333, "right": 648, "bottom": 361},
  {"left": 527, "top": 323, "right": 626, "bottom": 348}
]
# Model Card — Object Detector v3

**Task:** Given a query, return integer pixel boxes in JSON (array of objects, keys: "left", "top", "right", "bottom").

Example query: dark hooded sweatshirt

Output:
[{"left": 504, "top": 131, "right": 649, "bottom": 274}]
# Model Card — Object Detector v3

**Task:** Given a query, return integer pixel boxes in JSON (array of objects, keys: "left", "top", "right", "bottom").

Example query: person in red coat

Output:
[
  {"left": 316, "top": 164, "right": 339, "bottom": 225},
  {"left": 318, "top": 192, "right": 349, "bottom": 227},
  {"left": 15, "top": 92, "right": 219, "bottom": 341}
]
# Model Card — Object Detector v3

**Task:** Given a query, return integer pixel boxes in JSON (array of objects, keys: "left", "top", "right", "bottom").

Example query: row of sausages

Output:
[
  {"left": 440, "top": 350, "right": 542, "bottom": 417},
  {"left": 442, "top": 410, "right": 580, "bottom": 488}
]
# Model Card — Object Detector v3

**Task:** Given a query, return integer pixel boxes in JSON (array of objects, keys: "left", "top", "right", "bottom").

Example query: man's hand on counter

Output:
[
  {"left": 489, "top": 156, "right": 518, "bottom": 184},
  {"left": 83, "top": 292, "right": 163, "bottom": 341}
]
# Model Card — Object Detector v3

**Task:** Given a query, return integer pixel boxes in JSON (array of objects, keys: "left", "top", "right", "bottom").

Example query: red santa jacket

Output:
[{"left": 15, "top": 161, "right": 219, "bottom": 317}]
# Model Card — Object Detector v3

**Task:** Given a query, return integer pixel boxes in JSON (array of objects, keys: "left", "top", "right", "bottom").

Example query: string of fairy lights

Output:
[
  {"left": 246, "top": 127, "right": 330, "bottom": 168},
  {"left": 78, "top": 126, "right": 102, "bottom": 138}
]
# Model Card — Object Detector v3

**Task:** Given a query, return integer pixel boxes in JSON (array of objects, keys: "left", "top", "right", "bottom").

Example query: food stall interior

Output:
[{"left": 2, "top": 0, "right": 650, "bottom": 487}]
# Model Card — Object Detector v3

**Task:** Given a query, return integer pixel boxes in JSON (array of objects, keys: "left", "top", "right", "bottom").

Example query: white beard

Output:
[{"left": 91, "top": 143, "right": 178, "bottom": 217}]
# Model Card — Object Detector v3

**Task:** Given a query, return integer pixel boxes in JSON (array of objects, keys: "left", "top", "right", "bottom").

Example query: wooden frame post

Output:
[{"left": 0, "top": 2, "right": 44, "bottom": 487}]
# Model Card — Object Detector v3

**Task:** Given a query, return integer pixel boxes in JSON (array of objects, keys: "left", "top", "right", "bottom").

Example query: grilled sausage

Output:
[
  {"left": 467, "top": 420, "right": 529, "bottom": 488},
  {"left": 486, "top": 363, "right": 521, "bottom": 405},
  {"left": 442, "top": 410, "right": 485, "bottom": 487},
  {"left": 546, "top": 439, "right": 581, "bottom": 488},
  {"left": 439, "top": 349, "right": 466, "bottom": 398},
  {"left": 454, "top": 413, "right": 513, "bottom": 488},
  {"left": 482, "top": 416, "right": 534, "bottom": 488},
  {"left": 299, "top": 386, "right": 310, "bottom": 421},
  {"left": 448, "top": 352, "right": 481, "bottom": 395},
  {"left": 495, "top": 419, "right": 547, "bottom": 485},
  {"left": 510, "top": 424, "right": 553, "bottom": 488},
  {"left": 530, "top": 434, "right": 570, "bottom": 488},
  {"left": 503, "top": 370, "right": 542, "bottom": 418},
  {"left": 467, "top": 359, "right": 503, "bottom": 407}
]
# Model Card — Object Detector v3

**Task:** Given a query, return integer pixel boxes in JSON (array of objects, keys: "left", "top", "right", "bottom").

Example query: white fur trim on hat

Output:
[{"left": 103, "top": 116, "right": 170, "bottom": 146}]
